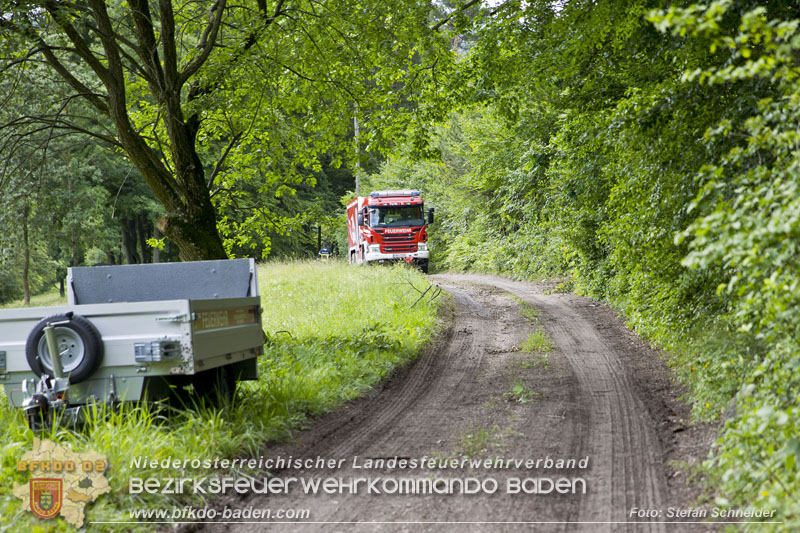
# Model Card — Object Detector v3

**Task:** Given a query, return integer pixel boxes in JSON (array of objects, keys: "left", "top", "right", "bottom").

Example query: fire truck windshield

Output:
[{"left": 369, "top": 205, "right": 424, "bottom": 227}]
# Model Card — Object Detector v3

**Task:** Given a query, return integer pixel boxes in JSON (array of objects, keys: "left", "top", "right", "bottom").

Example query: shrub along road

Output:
[{"left": 200, "top": 274, "right": 716, "bottom": 532}]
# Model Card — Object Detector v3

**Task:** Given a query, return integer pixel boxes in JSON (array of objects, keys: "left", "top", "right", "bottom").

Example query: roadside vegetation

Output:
[{"left": 0, "top": 261, "right": 441, "bottom": 531}]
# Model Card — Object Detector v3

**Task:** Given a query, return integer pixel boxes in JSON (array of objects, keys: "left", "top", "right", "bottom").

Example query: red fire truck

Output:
[{"left": 346, "top": 190, "right": 434, "bottom": 273}]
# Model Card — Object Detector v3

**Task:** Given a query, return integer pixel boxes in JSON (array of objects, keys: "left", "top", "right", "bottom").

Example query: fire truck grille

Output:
[
  {"left": 383, "top": 233, "right": 415, "bottom": 243},
  {"left": 383, "top": 245, "right": 417, "bottom": 253},
  {"left": 381, "top": 232, "right": 417, "bottom": 253}
]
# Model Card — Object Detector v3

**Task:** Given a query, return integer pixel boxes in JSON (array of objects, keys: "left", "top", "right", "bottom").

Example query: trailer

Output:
[{"left": 0, "top": 259, "right": 264, "bottom": 430}]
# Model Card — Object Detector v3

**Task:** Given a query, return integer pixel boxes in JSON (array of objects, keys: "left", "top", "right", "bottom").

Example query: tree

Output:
[
  {"left": 2, "top": 1, "right": 238, "bottom": 260},
  {"left": 1, "top": 0, "right": 461, "bottom": 260}
]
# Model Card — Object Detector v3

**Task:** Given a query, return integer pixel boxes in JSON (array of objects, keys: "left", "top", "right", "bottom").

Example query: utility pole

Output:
[{"left": 354, "top": 112, "right": 360, "bottom": 196}]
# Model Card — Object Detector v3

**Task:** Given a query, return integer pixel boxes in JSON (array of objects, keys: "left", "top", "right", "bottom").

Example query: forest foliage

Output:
[{"left": 0, "top": 0, "right": 456, "bottom": 271}]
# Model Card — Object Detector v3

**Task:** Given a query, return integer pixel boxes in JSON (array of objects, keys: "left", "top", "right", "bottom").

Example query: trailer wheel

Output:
[{"left": 26, "top": 314, "right": 103, "bottom": 384}]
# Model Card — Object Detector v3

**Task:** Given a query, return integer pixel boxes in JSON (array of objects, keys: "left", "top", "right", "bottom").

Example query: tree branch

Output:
[
  {"left": 158, "top": 0, "right": 180, "bottom": 89},
  {"left": 431, "top": 0, "right": 482, "bottom": 31},
  {"left": 1, "top": 114, "right": 122, "bottom": 148},
  {"left": 0, "top": 17, "right": 111, "bottom": 116},
  {"left": 43, "top": 1, "right": 113, "bottom": 84},
  {"left": 179, "top": 0, "right": 227, "bottom": 85},
  {"left": 36, "top": 45, "right": 111, "bottom": 116},
  {"left": 207, "top": 131, "right": 243, "bottom": 189},
  {"left": 128, "top": 0, "right": 167, "bottom": 94}
]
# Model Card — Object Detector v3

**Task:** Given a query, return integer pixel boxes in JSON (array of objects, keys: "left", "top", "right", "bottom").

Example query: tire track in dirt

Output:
[
  {"left": 322, "top": 287, "right": 485, "bottom": 459},
  {"left": 189, "top": 275, "right": 709, "bottom": 533},
  {"left": 450, "top": 275, "right": 667, "bottom": 532},
  {"left": 360, "top": 287, "right": 490, "bottom": 456}
]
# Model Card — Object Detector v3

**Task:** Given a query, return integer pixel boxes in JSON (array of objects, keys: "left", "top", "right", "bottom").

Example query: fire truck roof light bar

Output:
[{"left": 369, "top": 190, "right": 420, "bottom": 198}]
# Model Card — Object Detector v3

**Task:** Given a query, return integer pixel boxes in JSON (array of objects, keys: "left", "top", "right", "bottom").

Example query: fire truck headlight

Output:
[
  {"left": 368, "top": 244, "right": 381, "bottom": 254},
  {"left": 417, "top": 243, "right": 428, "bottom": 251}
]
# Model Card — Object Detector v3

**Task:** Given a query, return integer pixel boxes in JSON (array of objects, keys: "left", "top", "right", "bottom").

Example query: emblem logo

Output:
[
  {"left": 14, "top": 439, "right": 110, "bottom": 527},
  {"left": 30, "top": 478, "right": 63, "bottom": 519}
]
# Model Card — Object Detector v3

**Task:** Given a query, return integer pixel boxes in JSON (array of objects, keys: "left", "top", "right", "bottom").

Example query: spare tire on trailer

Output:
[{"left": 25, "top": 313, "right": 104, "bottom": 384}]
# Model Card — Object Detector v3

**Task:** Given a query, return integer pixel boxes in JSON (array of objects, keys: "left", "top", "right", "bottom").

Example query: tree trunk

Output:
[
  {"left": 72, "top": 227, "right": 79, "bottom": 267},
  {"left": 121, "top": 219, "right": 140, "bottom": 264},
  {"left": 136, "top": 215, "right": 152, "bottom": 264},
  {"left": 156, "top": 84, "right": 227, "bottom": 261},
  {"left": 152, "top": 226, "right": 161, "bottom": 263},
  {"left": 28, "top": 0, "right": 230, "bottom": 261},
  {"left": 106, "top": 99, "right": 226, "bottom": 261},
  {"left": 107, "top": 102, "right": 226, "bottom": 262},
  {"left": 68, "top": 158, "right": 80, "bottom": 268},
  {"left": 22, "top": 204, "right": 31, "bottom": 305}
]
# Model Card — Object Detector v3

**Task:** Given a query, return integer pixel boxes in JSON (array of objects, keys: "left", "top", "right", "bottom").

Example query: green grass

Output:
[
  {"left": 513, "top": 297, "right": 539, "bottom": 323},
  {"left": 503, "top": 378, "right": 538, "bottom": 404},
  {"left": 513, "top": 297, "right": 553, "bottom": 355},
  {"left": 1, "top": 288, "right": 67, "bottom": 308},
  {"left": 460, "top": 424, "right": 499, "bottom": 458},
  {"left": 0, "top": 261, "right": 442, "bottom": 531},
  {"left": 520, "top": 330, "right": 553, "bottom": 354},
  {"left": 519, "top": 355, "right": 549, "bottom": 370}
]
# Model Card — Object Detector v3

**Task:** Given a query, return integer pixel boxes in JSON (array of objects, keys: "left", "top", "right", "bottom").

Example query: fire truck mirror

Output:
[
  {"left": 428, "top": 207, "right": 435, "bottom": 224},
  {"left": 357, "top": 213, "right": 365, "bottom": 226}
]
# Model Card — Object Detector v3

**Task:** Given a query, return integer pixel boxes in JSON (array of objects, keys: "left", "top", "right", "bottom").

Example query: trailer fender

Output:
[{"left": 25, "top": 313, "right": 104, "bottom": 383}]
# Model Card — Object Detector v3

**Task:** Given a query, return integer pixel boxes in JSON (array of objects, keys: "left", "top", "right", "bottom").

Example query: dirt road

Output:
[{"left": 196, "top": 274, "right": 713, "bottom": 532}]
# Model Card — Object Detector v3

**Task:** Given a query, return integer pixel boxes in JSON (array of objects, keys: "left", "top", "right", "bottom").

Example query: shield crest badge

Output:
[{"left": 30, "top": 478, "right": 63, "bottom": 520}]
